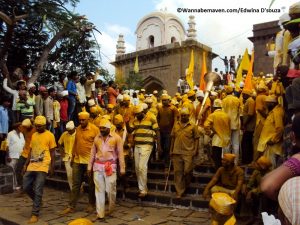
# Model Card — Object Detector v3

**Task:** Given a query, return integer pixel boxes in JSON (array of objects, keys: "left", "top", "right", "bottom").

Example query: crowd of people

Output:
[{"left": 0, "top": 64, "right": 300, "bottom": 224}]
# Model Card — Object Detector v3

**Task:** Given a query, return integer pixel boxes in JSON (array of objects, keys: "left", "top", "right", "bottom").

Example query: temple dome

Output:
[{"left": 135, "top": 10, "right": 186, "bottom": 51}]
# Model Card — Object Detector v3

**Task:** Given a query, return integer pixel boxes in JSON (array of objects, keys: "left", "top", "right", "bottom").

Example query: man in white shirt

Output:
[{"left": 7, "top": 122, "right": 25, "bottom": 189}]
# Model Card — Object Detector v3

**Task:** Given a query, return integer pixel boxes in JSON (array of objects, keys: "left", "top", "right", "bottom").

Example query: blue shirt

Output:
[
  {"left": 0, "top": 106, "right": 9, "bottom": 134},
  {"left": 67, "top": 80, "right": 77, "bottom": 100}
]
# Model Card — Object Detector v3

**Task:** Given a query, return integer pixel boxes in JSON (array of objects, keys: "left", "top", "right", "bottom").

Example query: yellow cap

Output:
[
  {"left": 102, "top": 114, "right": 111, "bottom": 121},
  {"left": 34, "top": 116, "right": 46, "bottom": 125},
  {"left": 175, "top": 92, "right": 181, "bottom": 97},
  {"left": 140, "top": 88, "right": 145, "bottom": 92},
  {"left": 265, "top": 95, "right": 277, "bottom": 103},
  {"left": 257, "top": 156, "right": 272, "bottom": 168},
  {"left": 123, "top": 94, "right": 130, "bottom": 101},
  {"left": 107, "top": 104, "right": 114, "bottom": 109},
  {"left": 78, "top": 112, "right": 90, "bottom": 120},
  {"left": 113, "top": 114, "right": 124, "bottom": 125},
  {"left": 187, "top": 90, "right": 195, "bottom": 97},
  {"left": 213, "top": 99, "right": 222, "bottom": 108},
  {"left": 68, "top": 218, "right": 93, "bottom": 225},
  {"left": 153, "top": 90, "right": 158, "bottom": 94},
  {"left": 99, "top": 118, "right": 111, "bottom": 128},
  {"left": 242, "top": 89, "right": 252, "bottom": 96},
  {"left": 223, "top": 153, "right": 236, "bottom": 163},
  {"left": 22, "top": 119, "right": 32, "bottom": 127},
  {"left": 134, "top": 104, "right": 144, "bottom": 114},
  {"left": 161, "top": 94, "right": 171, "bottom": 100},
  {"left": 225, "top": 85, "right": 233, "bottom": 94},
  {"left": 90, "top": 106, "right": 99, "bottom": 114},
  {"left": 209, "top": 193, "right": 236, "bottom": 216}
]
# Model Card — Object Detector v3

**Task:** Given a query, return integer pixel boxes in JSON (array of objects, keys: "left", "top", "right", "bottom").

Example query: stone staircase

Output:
[{"left": 46, "top": 157, "right": 221, "bottom": 209}]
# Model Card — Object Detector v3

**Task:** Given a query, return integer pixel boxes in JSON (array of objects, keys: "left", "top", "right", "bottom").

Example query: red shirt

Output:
[
  {"left": 107, "top": 87, "right": 118, "bottom": 105},
  {"left": 60, "top": 99, "right": 68, "bottom": 122}
]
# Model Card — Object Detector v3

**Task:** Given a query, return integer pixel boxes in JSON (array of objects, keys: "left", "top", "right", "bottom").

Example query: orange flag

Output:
[
  {"left": 199, "top": 51, "right": 207, "bottom": 91},
  {"left": 243, "top": 50, "right": 254, "bottom": 91}
]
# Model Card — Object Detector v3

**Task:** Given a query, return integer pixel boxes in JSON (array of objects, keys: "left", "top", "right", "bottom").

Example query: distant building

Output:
[
  {"left": 111, "top": 10, "right": 217, "bottom": 94},
  {"left": 248, "top": 20, "right": 281, "bottom": 75}
]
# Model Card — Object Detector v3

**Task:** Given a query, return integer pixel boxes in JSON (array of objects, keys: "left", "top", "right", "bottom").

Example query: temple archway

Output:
[{"left": 142, "top": 75, "right": 165, "bottom": 93}]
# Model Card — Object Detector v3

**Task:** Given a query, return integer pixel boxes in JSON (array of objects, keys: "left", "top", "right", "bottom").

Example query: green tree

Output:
[
  {"left": 0, "top": 0, "right": 102, "bottom": 86},
  {"left": 125, "top": 71, "right": 143, "bottom": 90}
]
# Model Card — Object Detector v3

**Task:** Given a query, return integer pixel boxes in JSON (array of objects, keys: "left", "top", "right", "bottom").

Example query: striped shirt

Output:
[
  {"left": 16, "top": 99, "right": 35, "bottom": 117},
  {"left": 130, "top": 113, "right": 159, "bottom": 146}
]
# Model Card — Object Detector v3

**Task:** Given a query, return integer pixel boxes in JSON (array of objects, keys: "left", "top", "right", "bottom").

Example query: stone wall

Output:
[
  {"left": 112, "top": 40, "right": 215, "bottom": 95},
  {"left": 248, "top": 20, "right": 281, "bottom": 75},
  {"left": 0, "top": 165, "right": 13, "bottom": 194}
]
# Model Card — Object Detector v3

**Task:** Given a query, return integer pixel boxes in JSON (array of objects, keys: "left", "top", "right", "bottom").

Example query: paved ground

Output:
[{"left": 0, "top": 188, "right": 212, "bottom": 225}]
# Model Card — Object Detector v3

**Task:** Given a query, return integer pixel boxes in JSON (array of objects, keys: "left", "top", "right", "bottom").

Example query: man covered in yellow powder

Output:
[
  {"left": 60, "top": 112, "right": 99, "bottom": 215},
  {"left": 89, "top": 106, "right": 102, "bottom": 126},
  {"left": 88, "top": 119, "right": 125, "bottom": 221},
  {"left": 242, "top": 156, "right": 272, "bottom": 222},
  {"left": 222, "top": 86, "right": 241, "bottom": 164},
  {"left": 204, "top": 99, "right": 231, "bottom": 169},
  {"left": 209, "top": 193, "right": 237, "bottom": 225},
  {"left": 23, "top": 116, "right": 56, "bottom": 223},
  {"left": 203, "top": 153, "right": 244, "bottom": 200},
  {"left": 58, "top": 121, "right": 76, "bottom": 191},
  {"left": 257, "top": 95, "right": 284, "bottom": 167}
]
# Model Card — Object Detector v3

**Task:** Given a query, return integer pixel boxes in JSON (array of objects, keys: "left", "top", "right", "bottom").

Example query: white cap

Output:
[
  {"left": 278, "top": 13, "right": 291, "bottom": 26},
  {"left": 61, "top": 90, "right": 68, "bottom": 97},
  {"left": 196, "top": 90, "right": 204, "bottom": 98},
  {"left": 117, "top": 94, "right": 123, "bottom": 101},
  {"left": 240, "top": 81, "right": 244, "bottom": 88},
  {"left": 88, "top": 99, "right": 96, "bottom": 107},
  {"left": 210, "top": 91, "right": 218, "bottom": 96},
  {"left": 66, "top": 121, "right": 75, "bottom": 130},
  {"left": 142, "top": 103, "right": 148, "bottom": 110},
  {"left": 27, "top": 83, "right": 35, "bottom": 89}
]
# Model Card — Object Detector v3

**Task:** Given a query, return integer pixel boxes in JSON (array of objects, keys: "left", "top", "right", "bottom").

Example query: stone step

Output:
[
  {"left": 45, "top": 177, "right": 209, "bottom": 209},
  {"left": 53, "top": 168, "right": 214, "bottom": 184}
]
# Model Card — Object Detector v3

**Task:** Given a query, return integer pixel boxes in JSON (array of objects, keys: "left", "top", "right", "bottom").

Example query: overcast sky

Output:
[{"left": 75, "top": 0, "right": 297, "bottom": 75}]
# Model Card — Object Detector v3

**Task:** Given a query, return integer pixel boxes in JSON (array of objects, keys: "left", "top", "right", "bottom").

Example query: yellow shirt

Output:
[
  {"left": 73, "top": 123, "right": 99, "bottom": 164},
  {"left": 270, "top": 81, "right": 285, "bottom": 96},
  {"left": 58, "top": 131, "right": 76, "bottom": 161},
  {"left": 129, "top": 113, "right": 159, "bottom": 146},
  {"left": 257, "top": 105, "right": 284, "bottom": 155},
  {"left": 204, "top": 109, "right": 231, "bottom": 148},
  {"left": 222, "top": 95, "right": 240, "bottom": 130},
  {"left": 27, "top": 130, "right": 57, "bottom": 173}
]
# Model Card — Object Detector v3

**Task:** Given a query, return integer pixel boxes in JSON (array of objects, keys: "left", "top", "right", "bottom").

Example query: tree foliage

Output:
[
  {"left": 0, "top": 0, "right": 106, "bottom": 87},
  {"left": 125, "top": 71, "right": 143, "bottom": 90}
]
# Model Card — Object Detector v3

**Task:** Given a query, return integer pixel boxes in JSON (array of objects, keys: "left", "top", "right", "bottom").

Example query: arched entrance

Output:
[{"left": 142, "top": 76, "right": 165, "bottom": 94}]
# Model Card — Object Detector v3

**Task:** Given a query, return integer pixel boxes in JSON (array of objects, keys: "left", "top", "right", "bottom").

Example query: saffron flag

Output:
[
  {"left": 243, "top": 50, "right": 254, "bottom": 91},
  {"left": 186, "top": 50, "right": 194, "bottom": 89},
  {"left": 235, "top": 49, "right": 250, "bottom": 88},
  {"left": 199, "top": 51, "right": 207, "bottom": 91},
  {"left": 134, "top": 55, "right": 139, "bottom": 74}
]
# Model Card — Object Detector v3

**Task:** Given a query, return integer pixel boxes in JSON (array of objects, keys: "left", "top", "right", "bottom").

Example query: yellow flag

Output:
[
  {"left": 134, "top": 55, "right": 139, "bottom": 74},
  {"left": 199, "top": 51, "right": 207, "bottom": 91},
  {"left": 235, "top": 49, "right": 250, "bottom": 88},
  {"left": 186, "top": 50, "right": 194, "bottom": 88},
  {"left": 244, "top": 50, "right": 254, "bottom": 91}
]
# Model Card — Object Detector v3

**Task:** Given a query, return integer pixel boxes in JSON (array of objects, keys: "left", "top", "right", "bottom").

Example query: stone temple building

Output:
[
  {"left": 248, "top": 20, "right": 281, "bottom": 75},
  {"left": 111, "top": 10, "right": 217, "bottom": 95}
]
